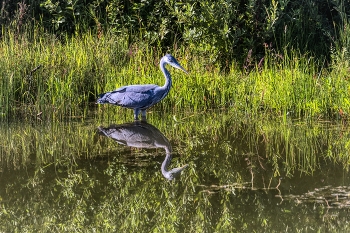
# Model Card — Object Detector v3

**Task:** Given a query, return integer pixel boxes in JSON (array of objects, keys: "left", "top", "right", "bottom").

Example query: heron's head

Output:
[
  {"left": 162, "top": 54, "right": 188, "bottom": 74},
  {"left": 162, "top": 164, "right": 189, "bottom": 180}
]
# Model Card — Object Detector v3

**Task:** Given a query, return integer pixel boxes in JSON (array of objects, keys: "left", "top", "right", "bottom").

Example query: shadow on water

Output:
[{"left": 97, "top": 122, "right": 188, "bottom": 180}]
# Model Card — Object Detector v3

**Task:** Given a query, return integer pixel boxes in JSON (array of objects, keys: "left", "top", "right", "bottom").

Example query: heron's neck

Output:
[
  {"left": 161, "top": 146, "right": 188, "bottom": 180},
  {"left": 160, "top": 60, "right": 172, "bottom": 93},
  {"left": 161, "top": 147, "right": 172, "bottom": 175}
]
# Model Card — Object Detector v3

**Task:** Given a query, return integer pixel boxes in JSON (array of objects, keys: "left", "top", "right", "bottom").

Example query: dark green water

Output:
[{"left": 0, "top": 110, "right": 350, "bottom": 232}]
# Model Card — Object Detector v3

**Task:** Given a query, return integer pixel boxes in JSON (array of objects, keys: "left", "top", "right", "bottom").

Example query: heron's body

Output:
[
  {"left": 98, "top": 122, "right": 188, "bottom": 180},
  {"left": 97, "top": 54, "right": 187, "bottom": 121}
]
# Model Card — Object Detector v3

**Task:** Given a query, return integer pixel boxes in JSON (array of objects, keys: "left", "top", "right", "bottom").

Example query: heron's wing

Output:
[
  {"left": 98, "top": 84, "right": 159, "bottom": 108},
  {"left": 98, "top": 123, "right": 164, "bottom": 148}
]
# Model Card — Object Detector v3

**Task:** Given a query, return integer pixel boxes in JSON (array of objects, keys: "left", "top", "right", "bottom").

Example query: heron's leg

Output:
[
  {"left": 141, "top": 110, "right": 147, "bottom": 122},
  {"left": 134, "top": 109, "right": 140, "bottom": 121}
]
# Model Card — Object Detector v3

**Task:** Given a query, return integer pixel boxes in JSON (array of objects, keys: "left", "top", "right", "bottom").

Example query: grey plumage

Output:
[
  {"left": 98, "top": 122, "right": 188, "bottom": 180},
  {"left": 97, "top": 54, "right": 187, "bottom": 121}
]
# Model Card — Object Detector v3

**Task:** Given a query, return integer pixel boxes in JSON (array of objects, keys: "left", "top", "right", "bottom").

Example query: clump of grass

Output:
[
  {"left": 1, "top": 26, "right": 350, "bottom": 121},
  {"left": 0, "top": 27, "right": 129, "bottom": 120}
]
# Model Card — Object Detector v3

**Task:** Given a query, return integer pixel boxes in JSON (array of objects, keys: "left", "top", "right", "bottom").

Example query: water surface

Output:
[{"left": 0, "top": 111, "right": 350, "bottom": 232}]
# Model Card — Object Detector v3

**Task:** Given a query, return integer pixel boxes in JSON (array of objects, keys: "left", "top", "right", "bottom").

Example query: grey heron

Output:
[
  {"left": 98, "top": 122, "right": 188, "bottom": 180},
  {"left": 96, "top": 54, "right": 188, "bottom": 121}
]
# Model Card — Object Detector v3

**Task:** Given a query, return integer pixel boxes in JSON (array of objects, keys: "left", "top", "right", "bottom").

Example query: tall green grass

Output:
[
  {"left": 0, "top": 28, "right": 129, "bottom": 120},
  {"left": 1, "top": 26, "right": 350, "bottom": 121}
]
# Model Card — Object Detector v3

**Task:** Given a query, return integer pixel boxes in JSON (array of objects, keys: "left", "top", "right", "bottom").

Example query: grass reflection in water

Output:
[{"left": 0, "top": 110, "right": 350, "bottom": 232}]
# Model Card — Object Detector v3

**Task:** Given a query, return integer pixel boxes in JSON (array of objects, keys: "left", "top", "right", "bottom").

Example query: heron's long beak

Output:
[
  {"left": 173, "top": 63, "right": 188, "bottom": 74},
  {"left": 163, "top": 164, "right": 189, "bottom": 180}
]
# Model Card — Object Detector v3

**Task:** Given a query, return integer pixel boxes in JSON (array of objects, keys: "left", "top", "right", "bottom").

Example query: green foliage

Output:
[
  {"left": 40, "top": 0, "right": 88, "bottom": 32},
  {"left": 0, "top": 29, "right": 129, "bottom": 120},
  {"left": 272, "top": 0, "right": 335, "bottom": 57},
  {"left": 1, "top": 28, "right": 350, "bottom": 120},
  {"left": 2, "top": 0, "right": 350, "bottom": 66}
]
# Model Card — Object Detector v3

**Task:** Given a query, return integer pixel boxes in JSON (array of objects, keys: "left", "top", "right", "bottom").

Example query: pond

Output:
[{"left": 0, "top": 109, "right": 350, "bottom": 232}]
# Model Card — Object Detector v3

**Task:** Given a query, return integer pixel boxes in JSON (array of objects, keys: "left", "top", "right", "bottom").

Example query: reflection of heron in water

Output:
[
  {"left": 96, "top": 54, "right": 187, "bottom": 121},
  {"left": 98, "top": 122, "right": 188, "bottom": 180}
]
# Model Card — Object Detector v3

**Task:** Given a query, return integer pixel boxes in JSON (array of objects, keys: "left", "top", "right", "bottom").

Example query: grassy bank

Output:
[{"left": 0, "top": 29, "right": 350, "bottom": 121}]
